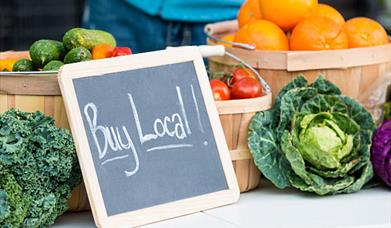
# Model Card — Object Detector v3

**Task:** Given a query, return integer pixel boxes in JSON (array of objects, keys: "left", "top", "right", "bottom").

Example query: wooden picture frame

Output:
[{"left": 58, "top": 47, "right": 240, "bottom": 227}]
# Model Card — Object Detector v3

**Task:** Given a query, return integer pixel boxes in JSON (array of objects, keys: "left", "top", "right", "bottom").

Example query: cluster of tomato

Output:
[
  {"left": 92, "top": 44, "right": 132, "bottom": 60},
  {"left": 209, "top": 67, "right": 263, "bottom": 101}
]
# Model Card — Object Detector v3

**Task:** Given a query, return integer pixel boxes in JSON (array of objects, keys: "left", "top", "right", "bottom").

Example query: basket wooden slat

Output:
[
  {"left": 0, "top": 75, "right": 61, "bottom": 95},
  {"left": 216, "top": 94, "right": 272, "bottom": 192}
]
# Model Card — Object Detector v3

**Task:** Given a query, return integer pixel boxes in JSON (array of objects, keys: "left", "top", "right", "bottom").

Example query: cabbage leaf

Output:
[{"left": 248, "top": 76, "right": 375, "bottom": 195}]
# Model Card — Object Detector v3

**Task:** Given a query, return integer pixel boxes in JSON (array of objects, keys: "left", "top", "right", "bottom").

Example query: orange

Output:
[
  {"left": 290, "top": 17, "right": 348, "bottom": 50},
  {"left": 234, "top": 20, "right": 289, "bottom": 51},
  {"left": 92, "top": 44, "right": 115, "bottom": 60},
  {"left": 237, "top": 0, "right": 262, "bottom": 28},
  {"left": 0, "top": 59, "right": 17, "bottom": 72},
  {"left": 310, "top": 4, "right": 345, "bottom": 26},
  {"left": 218, "top": 34, "right": 235, "bottom": 47},
  {"left": 260, "top": 0, "right": 318, "bottom": 31},
  {"left": 343, "top": 17, "right": 389, "bottom": 48}
]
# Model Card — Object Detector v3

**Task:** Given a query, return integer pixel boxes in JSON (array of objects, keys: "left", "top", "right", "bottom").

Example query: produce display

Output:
[
  {"left": 231, "top": 0, "right": 389, "bottom": 50},
  {"left": 371, "top": 119, "right": 391, "bottom": 187},
  {"left": 209, "top": 66, "right": 263, "bottom": 100},
  {"left": 0, "top": 2, "right": 389, "bottom": 226},
  {"left": 0, "top": 109, "right": 81, "bottom": 227},
  {"left": 1, "top": 28, "right": 132, "bottom": 72},
  {"left": 248, "top": 76, "right": 375, "bottom": 195}
]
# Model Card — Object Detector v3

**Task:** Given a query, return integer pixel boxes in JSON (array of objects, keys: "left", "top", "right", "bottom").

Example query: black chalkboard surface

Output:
[
  {"left": 74, "top": 61, "right": 228, "bottom": 215},
  {"left": 58, "top": 48, "right": 239, "bottom": 227}
]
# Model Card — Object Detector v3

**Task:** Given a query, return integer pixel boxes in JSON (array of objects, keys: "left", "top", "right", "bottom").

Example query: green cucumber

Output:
[
  {"left": 63, "top": 28, "right": 116, "bottom": 50},
  {"left": 29, "top": 39, "right": 66, "bottom": 68},
  {"left": 43, "top": 60, "right": 64, "bottom": 71},
  {"left": 64, "top": 47, "right": 92, "bottom": 64},
  {"left": 12, "top": 59, "right": 35, "bottom": 71}
]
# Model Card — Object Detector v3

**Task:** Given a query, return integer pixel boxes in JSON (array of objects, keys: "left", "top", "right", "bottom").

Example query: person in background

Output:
[
  {"left": 320, "top": 0, "right": 389, "bottom": 32},
  {"left": 320, "top": 0, "right": 381, "bottom": 20},
  {"left": 83, "top": 0, "right": 244, "bottom": 53},
  {"left": 378, "top": 0, "right": 391, "bottom": 33}
]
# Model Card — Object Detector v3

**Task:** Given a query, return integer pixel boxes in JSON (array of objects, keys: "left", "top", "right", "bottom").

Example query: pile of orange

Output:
[{"left": 228, "top": 0, "right": 389, "bottom": 51}]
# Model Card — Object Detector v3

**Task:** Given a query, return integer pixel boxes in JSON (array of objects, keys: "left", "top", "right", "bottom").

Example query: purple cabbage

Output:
[{"left": 371, "top": 119, "right": 391, "bottom": 187}]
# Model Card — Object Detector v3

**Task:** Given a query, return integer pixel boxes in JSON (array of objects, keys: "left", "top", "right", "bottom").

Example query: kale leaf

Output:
[{"left": 0, "top": 109, "right": 81, "bottom": 227}]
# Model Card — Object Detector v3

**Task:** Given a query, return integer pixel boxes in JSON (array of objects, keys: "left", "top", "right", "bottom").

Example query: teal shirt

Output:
[{"left": 126, "top": 0, "right": 243, "bottom": 22}]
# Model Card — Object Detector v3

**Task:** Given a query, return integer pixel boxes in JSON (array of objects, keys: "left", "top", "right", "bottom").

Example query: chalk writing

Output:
[{"left": 83, "top": 84, "right": 203, "bottom": 177}]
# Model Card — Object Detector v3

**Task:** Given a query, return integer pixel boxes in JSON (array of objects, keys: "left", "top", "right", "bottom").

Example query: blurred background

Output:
[{"left": 0, "top": 0, "right": 390, "bottom": 51}]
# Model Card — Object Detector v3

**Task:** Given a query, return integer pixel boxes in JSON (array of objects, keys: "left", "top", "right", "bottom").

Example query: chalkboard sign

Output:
[{"left": 58, "top": 47, "right": 239, "bottom": 227}]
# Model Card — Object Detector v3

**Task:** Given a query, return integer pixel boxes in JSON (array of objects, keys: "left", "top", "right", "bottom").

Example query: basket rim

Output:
[
  {"left": 215, "top": 92, "right": 272, "bottom": 114},
  {"left": 208, "top": 38, "right": 391, "bottom": 71},
  {"left": 0, "top": 73, "right": 61, "bottom": 96},
  {"left": 206, "top": 21, "right": 391, "bottom": 71}
]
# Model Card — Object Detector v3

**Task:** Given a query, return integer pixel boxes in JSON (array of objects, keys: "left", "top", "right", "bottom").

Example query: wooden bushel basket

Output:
[
  {"left": 0, "top": 51, "right": 90, "bottom": 211},
  {"left": 206, "top": 21, "right": 391, "bottom": 107},
  {"left": 216, "top": 94, "right": 272, "bottom": 192}
]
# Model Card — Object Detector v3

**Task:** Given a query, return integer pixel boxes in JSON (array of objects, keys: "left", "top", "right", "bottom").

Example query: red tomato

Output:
[
  {"left": 112, "top": 47, "right": 132, "bottom": 57},
  {"left": 230, "top": 77, "right": 263, "bottom": 99},
  {"left": 231, "top": 68, "right": 257, "bottom": 85},
  {"left": 210, "top": 80, "right": 230, "bottom": 101}
]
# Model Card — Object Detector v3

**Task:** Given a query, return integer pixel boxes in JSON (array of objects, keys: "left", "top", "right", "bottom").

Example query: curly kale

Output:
[{"left": 0, "top": 109, "right": 81, "bottom": 227}]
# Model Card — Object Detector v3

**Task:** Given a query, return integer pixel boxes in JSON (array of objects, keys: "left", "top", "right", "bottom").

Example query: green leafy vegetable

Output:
[
  {"left": 384, "top": 102, "right": 391, "bottom": 120},
  {"left": 248, "top": 76, "right": 375, "bottom": 195},
  {"left": 0, "top": 109, "right": 81, "bottom": 227}
]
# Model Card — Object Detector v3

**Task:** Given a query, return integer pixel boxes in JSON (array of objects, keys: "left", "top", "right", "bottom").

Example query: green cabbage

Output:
[
  {"left": 0, "top": 109, "right": 81, "bottom": 227},
  {"left": 248, "top": 76, "right": 375, "bottom": 195}
]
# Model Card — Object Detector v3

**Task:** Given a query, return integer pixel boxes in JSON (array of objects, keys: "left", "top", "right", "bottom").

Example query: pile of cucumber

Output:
[{"left": 13, "top": 28, "right": 116, "bottom": 72}]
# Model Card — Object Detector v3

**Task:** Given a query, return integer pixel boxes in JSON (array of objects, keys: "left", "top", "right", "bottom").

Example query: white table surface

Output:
[{"left": 52, "top": 181, "right": 391, "bottom": 228}]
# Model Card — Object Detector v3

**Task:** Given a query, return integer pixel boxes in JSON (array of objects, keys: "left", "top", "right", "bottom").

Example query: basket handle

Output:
[
  {"left": 204, "top": 23, "right": 256, "bottom": 50},
  {"left": 166, "top": 45, "right": 271, "bottom": 94},
  {"left": 223, "top": 50, "right": 271, "bottom": 94}
]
